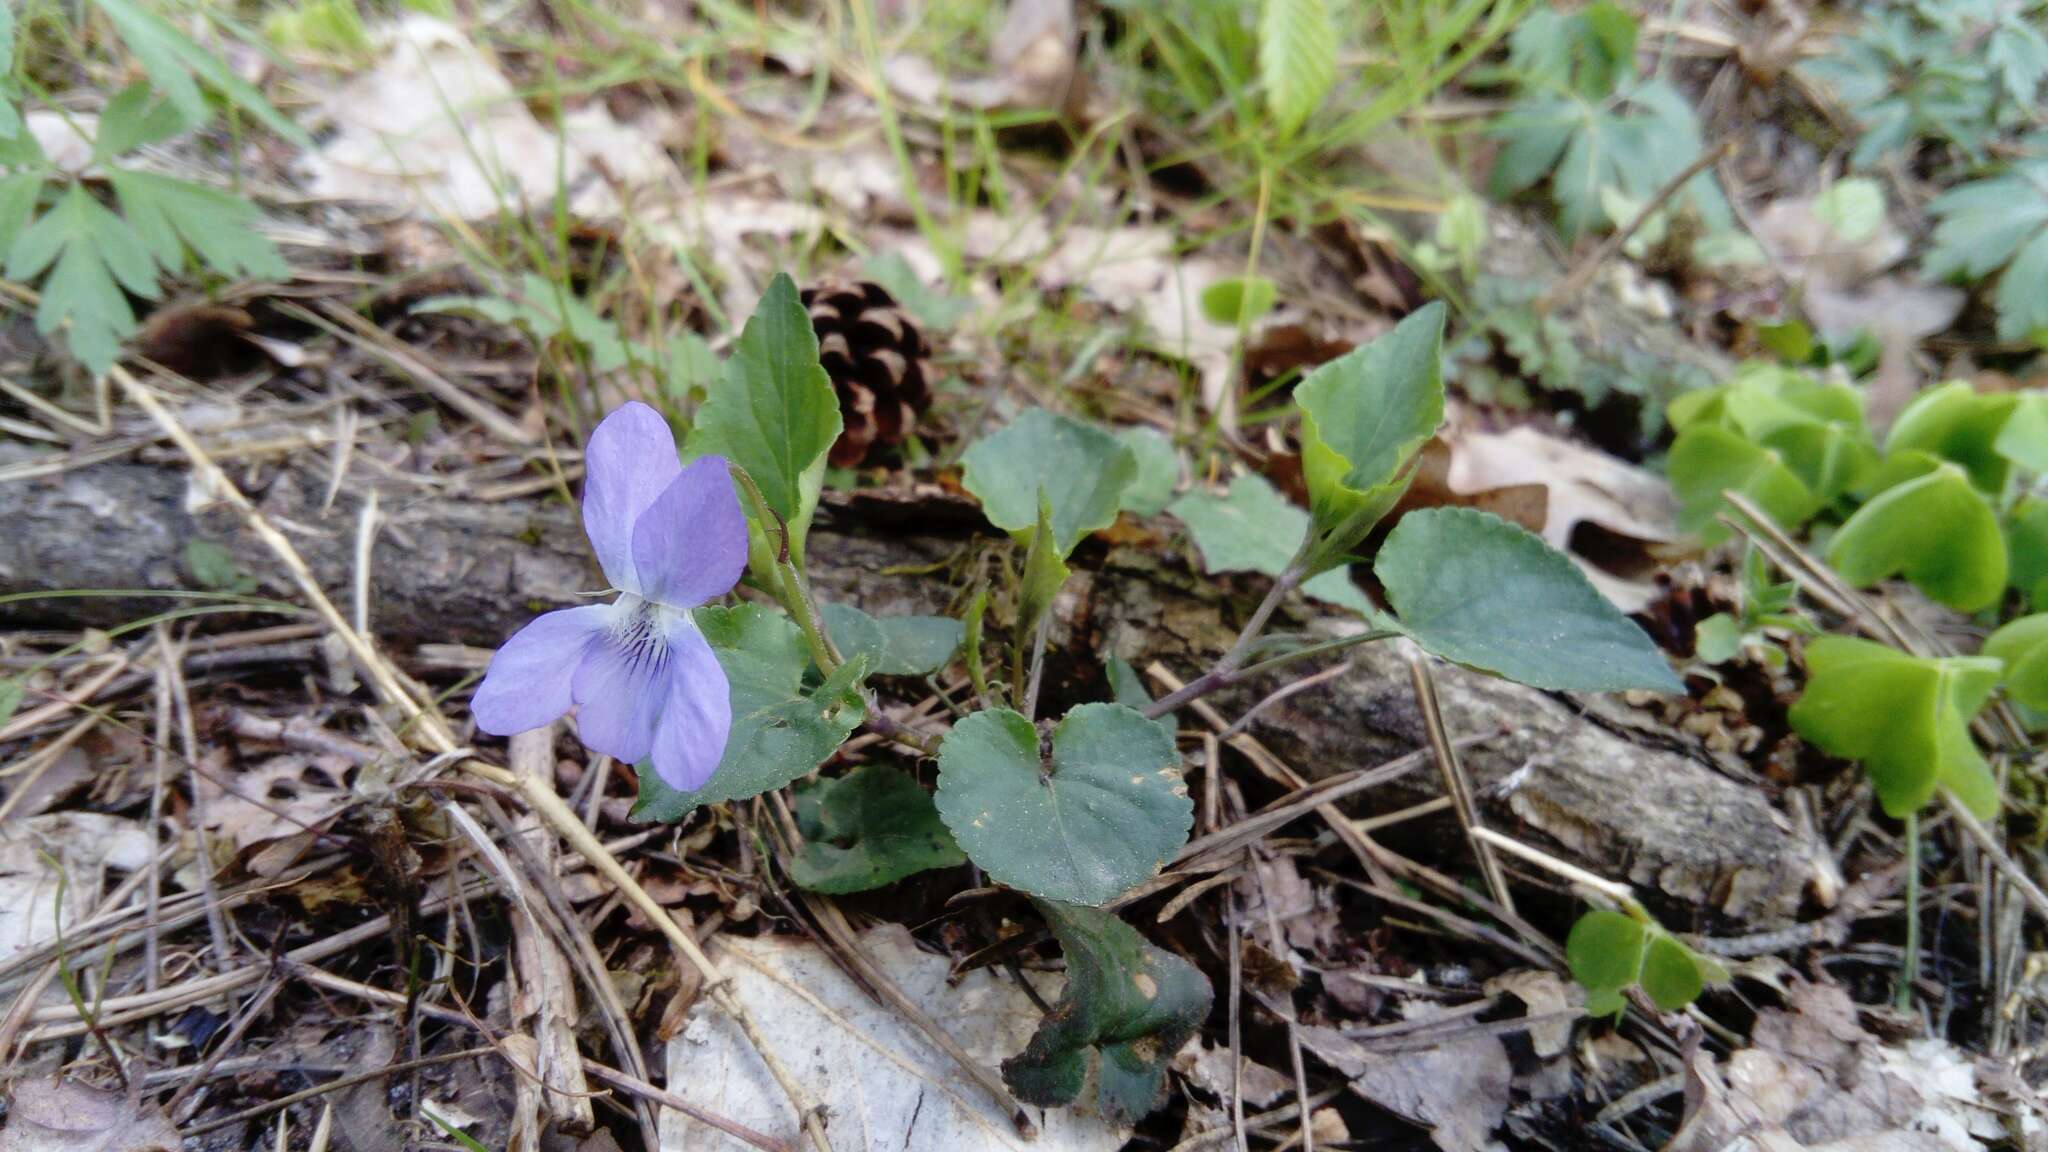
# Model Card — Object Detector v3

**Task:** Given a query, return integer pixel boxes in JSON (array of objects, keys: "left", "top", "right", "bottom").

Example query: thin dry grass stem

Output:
[
  {"left": 0, "top": 650, "right": 129, "bottom": 746},
  {"left": 167, "top": 974, "right": 284, "bottom": 1121},
  {"left": 179, "top": 1046, "right": 499, "bottom": 1138},
  {"left": 282, "top": 300, "right": 536, "bottom": 446},
  {"left": 1168, "top": 1087, "right": 1346, "bottom": 1152},
  {"left": 1247, "top": 853, "right": 1314, "bottom": 1152},
  {"left": 0, "top": 843, "right": 170, "bottom": 1064},
  {"left": 159, "top": 624, "right": 235, "bottom": 975},
  {"left": 108, "top": 363, "right": 834, "bottom": 1152},
  {"left": 1400, "top": 640, "right": 1516, "bottom": 916}
]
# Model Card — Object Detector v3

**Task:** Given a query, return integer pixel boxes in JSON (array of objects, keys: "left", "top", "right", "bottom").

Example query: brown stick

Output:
[
  {"left": 506, "top": 726, "right": 595, "bottom": 1141},
  {"left": 1536, "top": 142, "right": 1735, "bottom": 315}
]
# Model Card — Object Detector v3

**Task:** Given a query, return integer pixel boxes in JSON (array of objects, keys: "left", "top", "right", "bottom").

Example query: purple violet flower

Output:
[{"left": 472, "top": 402, "right": 747, "bottom": 791}]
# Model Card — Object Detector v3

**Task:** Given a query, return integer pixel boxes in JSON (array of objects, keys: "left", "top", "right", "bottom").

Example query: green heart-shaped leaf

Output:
[
  {"left": 1116, "top": 426, "right": 1180, "bottom": 517},
  {"left": 1566, "top": 908, "right": 1718, "bottom": 1015},
  {"left": 1375, "top": 508, "right": 1683, "bottom": 693},
  {"left": 1995, "top": 393, "right": 2048, "bottom": 476},
  {"left": 1296, "top": 303, "right": 1446, "bottom": 554},
  {"left": 1199, "top": 276, "right": 1278, "bottom": 325},
  {"left": 820, "top": 603, "right": 964, "bottom": 677},
  {"left": 1884, "top": 381, "right": 2020, "bottom": 494},
  {"left": 786, "top": 765, "right": 965, "bottom": 893},
  {"left": 631, "top": 605, "right": 870, "bottom": 820},
  {"left": 961, "top": 409, "right": 1137, "bottom": 557},
  {"left": 2009, "top": 498, "right": 2048, "bottom": 605},
  {"left": 1001, "top": 900, "right": 1212, "bottom": 1124},
  {"left": 1788, "top": 636, "right": 2002, "bottom": 818},
  {"left": 1826, "top": 464, "right": 2007, "bottom": 611},
  {"left": 1669, "top": 425, "right": 1820, "bottom": 543},
  {"left": 935, "top": 703, "right": 1191, "bottom": 906},
  {"left": 1167, "top": 473, "right": 1375, "bottom": 615}
]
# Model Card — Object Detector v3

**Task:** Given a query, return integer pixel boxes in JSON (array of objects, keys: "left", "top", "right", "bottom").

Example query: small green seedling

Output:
[{"left": 1567, "top": 907, "right": 1726, "bottom": 1016}]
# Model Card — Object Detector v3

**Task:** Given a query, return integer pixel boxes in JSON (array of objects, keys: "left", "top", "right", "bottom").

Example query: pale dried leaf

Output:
[
  {"left": 0, "top": 813, "right": 151, "bottom": 967},
  {"left": 0, "top": 1078, "right": 178, "bottom": 1152},
  {"left": 661, "top": 925, "right": 1122, "bottom": 1151},
  {"left": 1301, "top": 1010, "right": 1512, "bottom": 1152}
]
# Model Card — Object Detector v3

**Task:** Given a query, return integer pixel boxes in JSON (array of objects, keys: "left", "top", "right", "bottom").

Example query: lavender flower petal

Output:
[
  {"left": 569, "top": 606, "right": 671, "bottom": 765},
  {"left": 649, "top": 619, "right": 732, "bottom": 792},
  {"left": 471, "top": 605, "right": 610, "bottom": 735},
  {"left": 630, "top": 455, "right": 749, "bottom": 609},
  {"left": 582, "top": 401, "right": 682, "bottom": 595}
]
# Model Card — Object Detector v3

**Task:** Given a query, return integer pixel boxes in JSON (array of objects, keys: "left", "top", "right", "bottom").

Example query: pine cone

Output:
[{"left": 802, "top": 280, "right": 933, "bottom": 467}]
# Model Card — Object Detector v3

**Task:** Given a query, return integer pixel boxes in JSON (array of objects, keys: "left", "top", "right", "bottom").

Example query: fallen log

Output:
[{"left": 0, "top": 458, "right": 1825, "bottom": 923}]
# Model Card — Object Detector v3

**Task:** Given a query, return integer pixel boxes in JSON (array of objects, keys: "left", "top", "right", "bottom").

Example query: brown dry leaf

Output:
[
  {"left": 0, "top": 813, "right": 151, "bottom": 968},
  {"left": 1482, "top": 970, "right": 1575, "bottom": 1059},
  {"left": 1172, "top": 1039, "right": 1293, "bottom": 1109},
  {"left": 194, "top": 750, "right": 353, "bottom": 851},
  {"left": 1669, "top": 978, "right": 2039, "bottom": 1152},
  {"left": 298, "top": 16, "right": 668, "bottom": 221},
  {"left": 1302, "top": 1009, "right": 1513, "bottom": 1152},
  {"left": 0, "top": 1078, "right": 178, "bottom": 1152}
]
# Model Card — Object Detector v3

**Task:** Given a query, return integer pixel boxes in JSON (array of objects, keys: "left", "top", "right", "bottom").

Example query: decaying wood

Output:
[{"left": 0, "top": 458, "right": 1819, "bottom": 923}]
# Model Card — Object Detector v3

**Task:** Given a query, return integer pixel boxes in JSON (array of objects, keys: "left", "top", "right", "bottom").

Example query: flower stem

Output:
[{"left": 1898, "top": 808, "right": 1921, "bottom": 1011}]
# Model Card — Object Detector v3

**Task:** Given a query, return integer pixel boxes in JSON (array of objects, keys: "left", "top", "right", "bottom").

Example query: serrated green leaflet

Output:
[
  {"left": 1788, "top": 637, "right": 2002, "bottom": 818},
  {"left": 8, "top": 184, "right": 159, "bottom": 374},
  {"left": 1826, "top": 464, "right": 2006, "bottom": 612},
  {"left": 93, "top": 83, "right": 190, "bottom": 160},
  {"left": 1258, "top": 0, "right": 1333, "bottom": 137},
  {"left": 820, "top": 602, "right": 963, "bottom": 677},
  {"left": 786, "top": 765, "right": 965, "bottom": 893},
  {"left": 89, "top": 0, "right": 310, "bottom": 146},
  {"left": 934, "top": 703, "right": 1190, "bottom": 906},
  {"left": 687, "top": 273, "right": 840, "bottom": 559},
  {"left": 109, "top": 170, "right": 287, "bottom": 281},
  {"left": 1167, "top": 473, "right": 1374, "bottom": 615},
  {"left": 1986, "top": 614, "right": 2048, "bottom": 712},
  {"left": 1001, "top": 900, "right": 1212, "bottom": 1124},
  {"left": 1884, "top": 381, "right": 2020, "bottom": 493},
  {"left": 1115, "top": 426, "right": 1178, "bottom": 517},
  {"left": 631, "top": 605, "right": 869, "bottom": 820},
  {"left": 1925, "top": 161, "right": 2048, "bottom": 343},
  {"left": 1295, "top": 303, "right": 1445, "bottom": 550},
  {"left": 960, "top": 409, "right": 1136, "bottom": 557},
  {"left": 1375, "top": 508, "right": 1682, "bottom": 693}
]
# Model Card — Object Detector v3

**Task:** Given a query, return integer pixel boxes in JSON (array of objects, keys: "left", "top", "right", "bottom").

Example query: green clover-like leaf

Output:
[
  {"left": 1884, "top": 381, "right": 2021, "bottom": 494},
  {"left": 631, "top": 605, "right": 869, "bottom": 820},
  {"left": 1788, "top": 636, "right": 2002, "bottom": 818},
  {"left": 1375, "top": 507, "right": 1683, "bottom": 693},
  {"left": 1986, "top": 613, "right": 2048, "bottom": 714},
  {"left": 1566, "top": 908, "right": 1719, "bottom": 1015},
  {"left": 1826, "top": 463, "right": 2007, "bottom": 612},
  {"left": 961, "top": 409, "right": 1136, "bottom": 557},
  {"left": 1001, "top": 900, "right": 1212, "bottom": 1124},
  {"left": 2009, "top": 498, "right": 2048, "bottom": 606},
  {"left": 1669, "top": 425, "right": 1820, "bottom": 543},
  {"left": 786, "top": 765, "right": 965, "bottom": 893},
  {"left": 934, "top": 703, "right": 1191, "bottom": 906}
]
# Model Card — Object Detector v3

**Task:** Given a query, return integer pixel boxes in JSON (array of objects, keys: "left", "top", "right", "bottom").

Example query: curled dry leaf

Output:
[{"left": 1300, "top": 1008, "right": 1513, "bottom": 1152}]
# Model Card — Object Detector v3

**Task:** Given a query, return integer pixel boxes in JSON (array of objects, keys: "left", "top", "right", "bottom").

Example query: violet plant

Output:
[{"left": 468, "top": 273, "right": 1687, "bottom": 1122}]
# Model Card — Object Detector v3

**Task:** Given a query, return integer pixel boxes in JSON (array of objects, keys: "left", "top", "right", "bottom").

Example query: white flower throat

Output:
[{"left": 607, "top": 594, "right": 690, "bottom": 674}]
